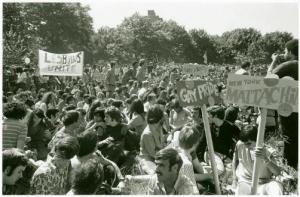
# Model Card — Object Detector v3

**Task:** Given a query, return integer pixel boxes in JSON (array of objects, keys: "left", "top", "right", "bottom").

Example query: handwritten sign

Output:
[
  {"left": 176, "top": 80, "right": 219, "bottom": 107},
  {"left": 182, "top": 63, "right": 209, "bottom": 76},
  {"left": 39, "top": 50, "right": 84, "bottom": 76},
  {"left": 226, "top": 74, "right": 298, "bottom": 116}
]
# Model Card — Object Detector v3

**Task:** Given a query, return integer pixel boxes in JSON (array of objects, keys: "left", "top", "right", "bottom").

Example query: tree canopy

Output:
[{"left": 3, "top": 3, "right": 295, "bottom": 67}]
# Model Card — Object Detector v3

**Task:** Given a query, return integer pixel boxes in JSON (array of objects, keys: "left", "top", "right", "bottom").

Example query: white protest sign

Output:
[
  {"left": 226, "top": 73, "right": 298, "bottom": 194},
  {"left": 182, "top": 63, "right": 209, "bottom": 76},
  {"left": 39, "top": 50, "right": 84, "bottom": 76},
  {"left": 226, "top": 73, "right": 298, "bottom": 117}
]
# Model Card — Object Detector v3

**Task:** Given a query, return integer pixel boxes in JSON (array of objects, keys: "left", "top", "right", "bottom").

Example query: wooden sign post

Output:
[
  {"left": 226, "top": 73, "right": 298, "bottom": 195},
  {"left": 201, "top": 104, "right": 221, "bottom": 194},
  {"left": 177, "top": 80, "right": 221, "bottom": 194}
]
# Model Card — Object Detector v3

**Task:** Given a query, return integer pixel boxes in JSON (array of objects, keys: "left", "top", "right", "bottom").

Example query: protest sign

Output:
[
  {"left": 176, "top": 80, "right": 220, "bottom": 107},
  {"left": 182, "top": 63, "right": 209, "bottom": 76},
  {"left": 176, "top": 79, "right": 221, "bottom": 194},
  {"left": 39, "top": 50, "right": 84, "bottom": 76},
  {"left": 225, "top": 73, "right": 298, "bottom": 117},
  {"left": 226, "top": 73, "right": 298, "bottom": 194}
]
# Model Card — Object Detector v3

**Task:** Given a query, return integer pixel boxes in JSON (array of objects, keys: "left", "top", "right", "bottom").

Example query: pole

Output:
[
  {"left": 201, "top": 104, "right": 221, "bottom": 194},
  {"left": 250, "top": 108, "right": 267, "bottom": 194}
]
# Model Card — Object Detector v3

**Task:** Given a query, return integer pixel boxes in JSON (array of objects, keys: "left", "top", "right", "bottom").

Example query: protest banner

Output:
[
  {"left": 176, "top": 79, "right": 221, "bottom": 194},
  {"left": 182, "top": 63, "right": 209, "bottom": 77},
  {"left": 226, "top": 73, "right": 298, "bottom": 194},
  {"left": 39, "top": 50, "right": 84, "bottom": 76}
]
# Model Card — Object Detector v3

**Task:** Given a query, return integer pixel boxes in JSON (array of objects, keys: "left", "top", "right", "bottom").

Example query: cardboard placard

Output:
[
  {"left": 176, "top": 80, "right": 219, "bottom": 107},
  {"left": 226, "top": 74, "right": 298, "bottom": 117}
]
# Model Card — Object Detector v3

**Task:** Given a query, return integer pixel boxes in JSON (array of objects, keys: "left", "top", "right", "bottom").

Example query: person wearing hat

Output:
[{"left": 267, "top": 39, "right": 298, "bottom": 169}]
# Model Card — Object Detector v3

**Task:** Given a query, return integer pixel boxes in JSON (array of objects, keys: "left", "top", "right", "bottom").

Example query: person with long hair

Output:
[{"left": 128, "top": 99, "right": 147, "bottom": 135}]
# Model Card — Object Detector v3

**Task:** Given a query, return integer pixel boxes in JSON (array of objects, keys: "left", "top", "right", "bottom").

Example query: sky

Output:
[{"left": 82, "top": 0, "right": 299, "bottom": 37}]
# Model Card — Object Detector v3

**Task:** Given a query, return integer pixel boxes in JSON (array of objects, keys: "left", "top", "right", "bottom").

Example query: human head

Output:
[
  {"left": 71, "top": 159, "right": 103, "bottom": 194},
  {"left": 3, "top": 102, "right": 27, "bottom": 120},
  {"left": 105, "top": 106, "right": 122, "bottom": 126},
  {"left": 54, "top": 136, "right": 79, "bottom": 160},
  {"left": 155, "top": 148, "right": 182, "bottom": 183},
  {"left": 224, "top": 106, "right": 239, "bottom": 124},
  {"left": 3, "top": 148, "right": 28, "bottom": 185},
  {"left": 239, "top": 124, "right": 257, "bottom": 148},
  {"left": 46, "top": 108, "right": 59, "bottom": 121},
  {"left": 129, "top": 99, "right": 145, "bottom": 115},
  {"left": 171, "top": 99, "right": 183, "bottom": 113},
  {"left": 77, "top": 130, "right": 98, "bottom": 157},
  {"left": 146, "top": 104, "right": 164, "bottom": 124},
  {"left": 284, "top": 39, "right": 298, "bottom": 60},
  {"left": 207, "top": 105, "right": 225, "bottom": 126},
  {"left": 93, "top": 107, "right": 105, "bottom": 122},
  {"left": 241, "top": 61, "right": 250, "bottom": 69},
  {"left": 192, "top": 107, "right": 202, "bottom": 123},
  {"left": 41, "top": 92, "right": 55, "bottom": 104},
  {"left": 147, "top": 93, "right": 156, "bottom": 104},
  {"left": 178, "top": 126, "right": 201, "bottom": 151},
  {"left": 62, "top": 110, "right": 80, "bottom": 127},
  {"left": 66, "top": 95, "right": 76, "bottom": 105}
]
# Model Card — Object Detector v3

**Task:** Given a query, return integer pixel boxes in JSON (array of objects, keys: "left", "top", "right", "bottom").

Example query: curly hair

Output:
[
  {"left": 71, "top": 159, "right": 104, "bottom": 194},
  {"left": 3, "top": 148, "right": 28, "bottom": 176},
  {"left": 3, "top": 102, "right": 27, "bottom": 120},
  {"left": 105, "top": 106, "right": 122, "bottom": 123}
]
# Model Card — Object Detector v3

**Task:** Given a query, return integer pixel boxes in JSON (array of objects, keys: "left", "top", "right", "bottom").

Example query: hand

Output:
[
  {"left": 117, "top": 181, "right": 131, "bottom": 194},
  {"left": 271, "top": 53, "right": 281, "bottom": 63},
  {"left": 254, "top": 146, "right": 268, "bottom": 161}
]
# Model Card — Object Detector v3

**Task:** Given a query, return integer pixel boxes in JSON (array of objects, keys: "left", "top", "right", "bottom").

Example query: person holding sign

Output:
[
  {"left": 231, "top": 125, "right": 283, "bottom": 195},
  {"left": 267, "top": 39, "right": 298, "bottom": 170}
]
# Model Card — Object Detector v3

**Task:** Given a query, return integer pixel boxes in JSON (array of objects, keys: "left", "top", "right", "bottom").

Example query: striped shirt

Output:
[{"left": 3, "top": 118, "right": 28, "bottom": 150}]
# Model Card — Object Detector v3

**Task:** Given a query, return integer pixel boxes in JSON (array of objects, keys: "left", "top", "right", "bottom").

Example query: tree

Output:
[{"left": 3, "top": 3, "right": 95, "bottom": 67}]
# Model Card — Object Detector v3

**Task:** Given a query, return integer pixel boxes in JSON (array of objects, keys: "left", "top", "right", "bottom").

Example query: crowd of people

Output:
[{"left": 2, "top": 39, "right": 298, "bottom": 195}]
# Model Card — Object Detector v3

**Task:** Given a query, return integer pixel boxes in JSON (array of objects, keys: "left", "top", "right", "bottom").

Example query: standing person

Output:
[
  {"left": 31, "top": 136, "right": 79, "bottom": 194},
  {"left": 3, "top": 148, "right": 28, "bottom": 194},
  {"left": 136, "top": 59, "right": 147, "bottom": 83},
  {"left": 3, "top": 102, "right": 28, "bottom": 150},
  {"left": 105, "top": 62, "right": 116, "bottom": 98},
  {"left": 267, "top": 39, "right": 298, "bottom": 169}
]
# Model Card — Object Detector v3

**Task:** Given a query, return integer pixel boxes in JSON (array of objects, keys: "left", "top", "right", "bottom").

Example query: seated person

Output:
[
  {"left": 3, "top": 148, "right": 28, "bottom": 194},
  {"left": 71, "top": 129, "right": 124, "bottom": 188},
  {"left": 68, "top": 159, "right": 104, "bottom": 195},
  {"left": 232, "top": 125, "right": 283, "bottom": 195},
  {"left": 207, "top": 105, "right": 240, "bottom": 160},
  {"left": 169, "top": 99, "right": 192, "bottom": 131},
  {"left": 177, "top": 125, "right": 214, "bottom": 194},
  {"left": 139, "top": 105, "right": 166, "bottom": 174},
  {"left": 126, "top": 148, "right": 199, "bottom": 195}
]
